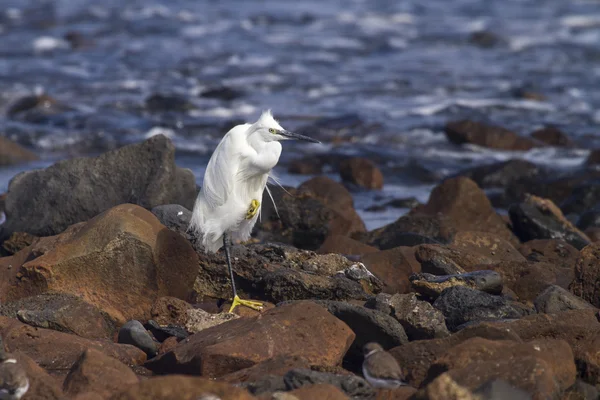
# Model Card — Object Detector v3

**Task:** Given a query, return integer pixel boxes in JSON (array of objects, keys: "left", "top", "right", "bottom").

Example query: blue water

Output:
[{"left": 1, "top": 0, "right": 599, "bottom": 229}]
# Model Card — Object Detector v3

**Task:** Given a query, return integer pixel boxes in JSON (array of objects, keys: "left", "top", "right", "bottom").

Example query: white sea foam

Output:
[
  {"left": 144, "top": 126, "right": 176, "bottom": 139},
  {"left": 33, "top": 36, "right": 69, "bottom": 52}
]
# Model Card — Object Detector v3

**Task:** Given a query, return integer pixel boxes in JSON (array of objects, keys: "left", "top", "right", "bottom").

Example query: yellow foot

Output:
[
  {"left": 228, "top": 295, "right": 264, "bottom": 313},
  {"left": 245, "top": 199, "right": 260, "bottom": 220}
]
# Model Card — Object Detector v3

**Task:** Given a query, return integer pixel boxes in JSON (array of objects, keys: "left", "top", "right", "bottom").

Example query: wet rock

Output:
[
  {"left": 145, "top": 93, "right": 195, "bottom": 112},
  {"left": 455, "top": 159, "right": 544, "bottom": 190},
  {"left": 577, "top": 204, "right": 600, "bottom": 231},
  {"left": 151, "top": 204, "right": 193, "bottom": 240},
  {"left": 570, "top": 243, "right": 600, "bottom": 307},
  {"left": 518, "top": 239, "right": 580, "bottom": 271},
  {"left": 360, "top": 247, "right": 420, "bottom": 294},
  {"left": 118, "top": 320, "right": 158, "bottom": 358},
  {"left": 6, "top": 94, "right": 71, "bottom": 124},
  {"left": 287, "top": 384, "right": 350, "bottom": 400},
  {"left": 387, "top": 293, "right": 449, "bottom": 340},
  {"left": 0, "top": 293, "right": 115, "bottom": 339},
  {"left": 561, "top": 180, "right": 600, "bottom": 217},
  {"left": 185, "top": 308, "right": 239, "bottom": 334},
  {"left": 318, "top": 235, "right": 378, "bottom": 256},
  {"left": 587, "top": 149, "right": 600, "bottom": 165},
  {"left": 365, "top": 197, "right": 421, "bottom": 212},
  {"left": 364, "top": 214, "right": 455, "bottom": 249},
  {"left": 199, "top": 85, "right": 244, "bottom": 101},
  {"left": 388, "top": 324, "right": 522, "bottom": 387},
  {"left": 530, "top": 126, "right": 573, "bottom": 147},
  {"left": 288, "top": 156, "right": 324, "bottom": 175},
  {"left": 298, "top": 114, "right": 380, "bottom": 143},
  {"left": 7, "top": 94, "right": 59, "bottom": 116},
  {"left": 427, "top": 337, "right": 576, "bottom": 397},
  {"left": 63, "top": 348, "right": 139, "bottom": 398},
  {"left": 194, "top": 243, "right": 377, "bottom": 304},
  {"left": 512, "top": 87, "right": 546, "bottom": 101},
  {"left": 1, "top": 134, "right": 196, "bottom": 239},
  {"left": 283, "top": 369, "right": 374, "bottom": 400},
  {"left": 419, "top": 177, "right": 518, "bottom": 244},
  {"left": 534, "top": 285, "right": 595, "bottom": 314},
  {"left": 444, "top": 120, "right": 538, "bottom": 151},
  {"left": 0, "top": 136, "right": 38, "bottom": 166},
  {"left": 473, "top": 379, "right": 532, "bottom": 400},
  {"left": 111, "top": 376, "right": 256, "bottom": 400},
  {"left": 468, "top": 30, "right": 504, "bottom": 47},
  {"left": 0, "top": 316, "right": 146, "bottom": 372},
  {"left": 150, "top": 296, "right": 192, "bottom": 326},
  {"left": 308, "top": 300, "right": 408, "bottom": 365},
  {"left": 410, "top": 271, "right": 503, "bottom": 299},
  {"left": 509, "top": 195, "right": 590, "bottom": 250},
  {"left": 433, "top": 286, "right": 527, "bottom": 331},
  {"left": 64, "top": 30, "right": 94, "bottom": 49},
  {"left": 4, "top": 204, "right": 199, "bottom": 323},
  {"left": 339, "top": 157, "right": 384, "bottom": 190},
  {"left": 12, "top": 351, "right": 63, "bottom": 400},
  {"left": 145, "top": 302, "right": 355, "bottom": 377}
]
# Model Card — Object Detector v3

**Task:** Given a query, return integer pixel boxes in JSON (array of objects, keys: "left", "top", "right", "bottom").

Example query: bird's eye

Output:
[{"left": 268, "top": 128, "right": 276, "bottom": 134}]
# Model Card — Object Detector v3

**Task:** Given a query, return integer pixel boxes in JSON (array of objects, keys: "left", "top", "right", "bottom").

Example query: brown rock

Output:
[
  {"left": 0, "top": 136, "right": 39, "bottom": 166},
  {"left": 150, "top": 296, "right": 192, "bottom": 326},
  {"left": 416, "top": 373, "right": 479, "bottom": 400},
  {"left": 339, "top": 157, "right": 384, "bottom": 190},
  {"left": 158, "top": 336, "right": 179, "bottom": 356},
  {"left": 6, "top": 204, "right": 198, "bottom": 323},
  {"left": 570, "top": 243, "right": 600, "bottom": 307},
  {"left": 361, "top": 247, "right": 420, "bottom": 294},
  {"left": 519, "top": 239, "right": 579, "bottom": 271},
  {"left": 288, "top": 384, "right": 349, "bottom": 400},
  {"left": 146, "top": 302, "right": 355, "bottom": 377},
  {"left": 0, "top": 316, "right": 146, "bottom": 372},
  {"left": 318, "top": 235, "right": 378, "bottom": 256},
  {"left": 73, "top": 393, "right": 105, "bottom": 400},
  {"left": 450, "top": 231, "right": 525, "bottom": 263},
  {"left": 109, "top": 375, "right": 256, "bottom": 400},
  {"left": 428, "top": 337, "right": 576, "bottom": 393},
  {"left": 585, "top": 227, "right": 600, "bottom": 242},
  {"left": 221, "top": 355, "right": 312, "bottom": 383},
  {"left": 375, "top": 386, "right": 417, "bottom": 400},
  {"left": 419, "top": 177, "right": 517, "bottom": 244},
  {"left": 530, "top": 126, "right": 573, "bottom": 147},
  {"left": 1, "top": 231, "right": 37, "bottom": 255},
  {"left": 445, "top": 120, "right": 538, "bottom": 151},
  {"left": 288, "top": 157, "right": 324, "bottom": 175},
  {"left": 12, "top": 351, "right": 64, "bottom": 400},
  {"left": 63, "top": 348, "right": 139, "bottom": 398},
  {"left": 184, "top": 308, "right": 239, "bottom": 333}
]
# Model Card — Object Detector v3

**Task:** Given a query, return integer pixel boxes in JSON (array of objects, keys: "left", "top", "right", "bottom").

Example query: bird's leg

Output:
[
  {"left": 245, "top": 199, "right": 260, "bottom": 220},
  {"left": 223, "top": 232, "right": 263, "bottom": 313}
]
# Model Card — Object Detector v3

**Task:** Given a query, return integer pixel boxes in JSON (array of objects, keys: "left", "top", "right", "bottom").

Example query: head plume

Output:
[{"left": 255, "top": 109, "right": 283, "bottom": 130}]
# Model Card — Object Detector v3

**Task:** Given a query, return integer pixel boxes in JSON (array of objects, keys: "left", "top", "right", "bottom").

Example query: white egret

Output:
[{"left": 189, "top": 110, "right": 320, "bottom": 312}]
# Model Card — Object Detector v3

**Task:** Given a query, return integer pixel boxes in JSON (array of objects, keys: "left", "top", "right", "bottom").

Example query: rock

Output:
[
  {"left": 1, "top": 231, "right": 37, "bottom": 255},
  {"left": 194, "top": 243, "right": 377, "bottom": 304},
  {"left": 512, "top": 87, "right": 546, "bottom": 101},
  {"left": 360, "top": 247, "right": 420, "bottom": 294},
  {"left": 339, "top": 157, "right": 384, "bottom": 190},
  {"left": 145, "top": 320, "right": 189, "bottom": 342},
  {"left": 473, "top": 379, "right": 532, "bottom": 400},
  {"left": 4, "top": 204, "right": 198, "bottom": 323},
  {"left": 415, "top": 373, "right": 479, "bottom": 400},
  {"left": 118, "top": 321, "right": 158, "bottom": 358},
  {"left": 518, "top": 239, "right": 580, "bottom": 271},
  {"left": 282, "top": 369, "right": 374, "bottom": 399},
  {"left": 410, "top": 271, "right": 503, "bottom": 299},
  {"left": 7, "top": 94, "right": 59, "bottom": 116},
  {"left": 0, "top": 316, "right": 146, "bottom": 372},
  {"left": 12, "top": 351, "right": 64, "bottom": 400},
  {"left": 145, "top": 93, "right": 195, "bottom": 112},
  {"left": 63, "top": 348, "right": 139, "bottom": 398},
  {"left": 288, "top": 157, "right": 324, "bottom": 175},
  {"left": 577, "top": 204, "right": 600, "bottom": 231},
  {"left": 150, "top": 296, "right": 193, "bottom": 326},
  {"left": 419, "top": 177, "right": 517, "bottom": 244},
  {"left": 6, "top": 94, "right": 71, "bottom": 125},
  {"left": 433, "top": 286, "right": 527, "bottom": 331},
  {"left": 151, "top": 204, "right": 193, "bottom": 240},
  {"left": 386, "top": 293, "right": 450, "bottom": 340},
  {"left": 308, "top": 300, "right": 408, "bottom": 365},
  {"left": 450, "top": 231, "right": 526, "bottom": 263},
  {"left": 374, "top": 386, "right": 417, "bottom": 400},
  {"left": 455, "top": 159, "right": 544, "bottom": 191},
  {"left": 199, "top": 86, "right": 244, "bottom": 101},
  {"left": 530, "top": 126, "right": 573, "bottom": 147},
  {"left": 388, "top": 323, "right": 523, "bottom": 387},
  {"left": 110, "top": 376, "right": 256, "bottom": 400},
  {"left": 287, "top": 384, "right": 350, "bottom": 400},
  {"left": 562, "top": 379, "right": 599, "bottom": 400},
  {"left": 0, "top": 293, "right": 115, "bottom": 340},
  {"left": 365, "top": 197, "right": 421, "bottom": 212},
  {"left": 587, "top": 149, "right": 600, "bottom": 165},
  {"left": 185, "top": 308, "right": 239, "bottom": 334},
  {"left": 444, "top": 120, "right": 538, "bottom": 151},
  {"left": 221, "top": 355, "right": 313, "bottom": 384},
  {"left": 318, "top": 235, "right": 378, "bottom": 256},
  {"left": 427, "top": 337, "right": 576, "bottom": 396},
  {"left": 364, "top": 214, "right": 455, "bottom": 249},
  {"left": 415, "top": 245, "right": 468, "bottom": 275},
  {"left": 145, "top": 302, "right": 355, "bottom": 377},
  {"left": 534, "top": 285, "right": 595, "bottom": 314},
  {"left": 0, "top": 136, "right": 38, "bottom": 166},
  {"left": 468, "top": 30, "right": 504, "bottom": 47},
  {"left": 1, "top": 135, "right": 196, "bottom": 239},
  {"left": 509, "top": 195, "right": 590, "bottom": 250},
  {"left": 562, "top": 180, "right": 600, "bottom": 220},
  {"left": 570, "top": 243, "right": 600, "bottom": 307}
]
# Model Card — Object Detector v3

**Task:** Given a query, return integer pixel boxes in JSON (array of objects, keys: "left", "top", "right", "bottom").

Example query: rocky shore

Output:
[{"left": 0, "top": 131, "right": 599, "bottom": 400}]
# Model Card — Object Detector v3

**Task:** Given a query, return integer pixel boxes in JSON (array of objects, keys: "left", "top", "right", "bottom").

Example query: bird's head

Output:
[
  {"left": 251, "top": 110, "right": 320, "bottom": 143},
  {"left": 363, "top": 342, "right": 384, "bottom": 357}
]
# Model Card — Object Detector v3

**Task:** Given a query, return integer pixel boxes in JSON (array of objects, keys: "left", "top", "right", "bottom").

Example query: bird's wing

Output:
[
  {"left": 364, "top": 352, "right": 404, "bottom": 381},
  {"left": 201, "top": 124, "right": 250, "bottom": 209}
]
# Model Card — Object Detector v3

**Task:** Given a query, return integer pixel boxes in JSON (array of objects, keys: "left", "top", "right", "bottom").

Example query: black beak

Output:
[{"left": 280, "top": 130, "right": 320, "bottom": 143}]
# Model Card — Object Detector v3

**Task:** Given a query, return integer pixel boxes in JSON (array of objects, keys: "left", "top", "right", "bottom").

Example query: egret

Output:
[{"left": 189, "top": 110, "right": 320, "bottom": 313}]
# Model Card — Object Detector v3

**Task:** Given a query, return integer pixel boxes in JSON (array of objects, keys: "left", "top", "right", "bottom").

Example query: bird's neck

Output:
[
  {"left": 364, "top": 349, "right": 379, "bottom": 359},
  {"left": 247, "top": 131, "right": 268, "bottom": 151}
]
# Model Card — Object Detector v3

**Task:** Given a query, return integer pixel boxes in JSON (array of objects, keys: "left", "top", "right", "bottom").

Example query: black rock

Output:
[
  {"left": 509, "top": 200, "right": 590, "bottom": 250},
  {"left": 468, "top": 30, "right": 504, "bottom": 48},
  {"left": 533, "top": 285, "right": 595, "bottom": 314},
  {"left": 433, "top": 286, "right": 527, "bottom": 331},
  {"left": 456, "top": 159, "right": 544, "bottom": 190},
  {"left": 577, "top": 204, "right": 600, "bottom": 231},
  {"left": 416, "top": 247, "right": 466, "bottom": 276},
  {"left": 561, "top": 180, "right": 600, "bottom": 217},
  {"left": 118, "top": 320, "right": 158, "bottom": 358},
  {"left": 151, "top": 204, "right": 192, "bottom": 239},
  {"left": 283, "top": 369, "right": 375, "bottom": 400},
  {"left": 365, "top": 214, "right": 450, "bottom": 250},
  {"left": 145, "top": 93, "right": 195, "bottom": 112},
  {"left": 144, "top": 320, "right": 189, "bottom": 342},
  {"left": 199, "top": 86, "right": 244, "bottom": 101},
  {"left": 474, "top": 379, "right": 532, "bottom": 400},
  {"left": 0, "top": 135, "right": 196, "bottom": 240},
  {"left": 410, "top": 271, "right": 503, "bottom": 299},
  {"left": 365, "top": 197, "right": 421, "bottom": 212}
]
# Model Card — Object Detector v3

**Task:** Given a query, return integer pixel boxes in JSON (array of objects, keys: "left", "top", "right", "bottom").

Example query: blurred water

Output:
[{"left": 1, "top": 0, "right": 599, "bottom": 229}]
